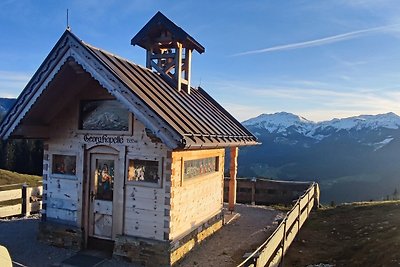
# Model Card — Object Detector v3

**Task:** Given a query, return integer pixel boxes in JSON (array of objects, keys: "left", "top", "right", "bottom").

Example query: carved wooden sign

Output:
[{"left": 83, "top": 134, "right": 124, "bottom": 145}]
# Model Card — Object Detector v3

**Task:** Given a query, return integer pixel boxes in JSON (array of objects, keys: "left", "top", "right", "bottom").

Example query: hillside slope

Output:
[
  {"left": 239, "top": 112, "right": 400, "bottom": 203},
  {"left": 0, "top": 169, "right": 41, "bottom": 187},
  {"left": 285, "top": 201, "right": 400, "bottom": 267}
]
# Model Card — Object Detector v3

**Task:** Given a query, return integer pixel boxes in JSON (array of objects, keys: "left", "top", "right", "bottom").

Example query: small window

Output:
[
  {"left": 127, "top": 159, "right": 160, "bottom": 184},
  {"left": 79, "top": 100, "right": 129, "bottom": 131},
  {"left": 183, "top": 157, "right": 219, "bottom": 179},
  {"left": 52, "top": 155, "right": 76, "bottom": 176}
]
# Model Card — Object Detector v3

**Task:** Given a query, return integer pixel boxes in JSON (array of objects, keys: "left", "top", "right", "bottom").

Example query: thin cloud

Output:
[
  {"left": 233, "top": 24, "right": 400, "bottom": 56},
  {"left": 0, "top": 71, "right": 31, "bottom": 97}
]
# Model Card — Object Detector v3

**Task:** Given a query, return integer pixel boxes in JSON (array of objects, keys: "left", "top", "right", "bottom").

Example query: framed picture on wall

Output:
[
  {"left": 126, "top": 156, "right": 163, "bottom": 187},
  {"left": 79, "top": 99, "right": 130, "bottom": 132}
]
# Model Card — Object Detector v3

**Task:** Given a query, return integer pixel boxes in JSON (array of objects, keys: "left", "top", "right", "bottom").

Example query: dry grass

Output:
[
  {"left": 0, "top": 168, "right": 41, "bottom": 189},
  {"left": 285, "top": 201, "right": 400, "bottom": 267}
]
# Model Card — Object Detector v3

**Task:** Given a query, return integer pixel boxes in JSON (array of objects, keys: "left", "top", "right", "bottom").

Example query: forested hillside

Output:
[{"left": 0, "top": 99, "right": 43, "bottom": 175}]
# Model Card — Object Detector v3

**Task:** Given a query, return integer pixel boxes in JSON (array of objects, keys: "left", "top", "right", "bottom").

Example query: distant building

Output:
[{"left": 0, "top": 12, "right": 258, "bottom": 266}]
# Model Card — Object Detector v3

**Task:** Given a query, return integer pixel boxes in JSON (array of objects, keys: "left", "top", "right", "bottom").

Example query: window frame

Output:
[
  {"left": 182, "top": 156, "right": 220, "bottom": 181},
  {"left": 77, "top": 99, "right": 133, "bottom": 135},
  {"left": 50, "top": 153, "right": 78, "bottom": 180},
  {"left": 125, "top": 155, "right": 163, "bottom": 188}
]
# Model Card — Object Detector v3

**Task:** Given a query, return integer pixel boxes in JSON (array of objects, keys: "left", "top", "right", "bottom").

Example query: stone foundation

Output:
[
  {"left": 114, "top": 213, "right": 223, "bottom": 266},
  {"left": 170, "top": 217, "right": 223, "bottom": 265},
  {"left": 38, "top": 221, "right": 82, "bottom": 249},
  {"left": 114, "top": 236, "right": 170, "bottom": 267},
  {"left": 39, "top": 214, "right": 223, "bottom": 266}
]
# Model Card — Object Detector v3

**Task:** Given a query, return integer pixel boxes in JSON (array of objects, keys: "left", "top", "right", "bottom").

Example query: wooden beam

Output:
[
  {"left": 184, "top": 48, "right": 192, "bottom": 94},
  {"left": 175, "top": 42, "right": 183, "bottom": 92},
  {"left": 228, "top": 147, "right": 238, "bottom": 211},
  {"left": 146, "top": 49, "right": 152, "bottom": 69}
]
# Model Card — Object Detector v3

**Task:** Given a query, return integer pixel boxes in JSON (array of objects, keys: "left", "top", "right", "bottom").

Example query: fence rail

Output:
[
  {"left": 0, "top": 185, "right": 43, "bottom": 218},
  {"left": 238, "top": 182, "right": 320, "bottom": 267}
]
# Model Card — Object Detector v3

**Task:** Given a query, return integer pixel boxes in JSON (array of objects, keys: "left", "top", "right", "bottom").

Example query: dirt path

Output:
[{"left": 177, "top": 204, "right": 284, "bottom": 267}]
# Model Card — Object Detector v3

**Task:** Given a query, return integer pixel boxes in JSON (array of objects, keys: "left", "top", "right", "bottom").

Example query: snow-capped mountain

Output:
[
  {"left": 243, "top": 111, "right": 400, "bottom": 142},
  {"left": 0, "top": 98, "right": 16, "bottom": 119},
  {"left": 238, "top": 111, "right": 400, "bottom": 204}
]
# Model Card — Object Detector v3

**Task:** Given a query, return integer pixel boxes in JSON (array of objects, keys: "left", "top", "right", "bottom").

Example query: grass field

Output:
[
  {"left": 0, "top": 168, "right": 41, "bottom": 189},
  {"left": 285, "top": 201, "right": 400, "bottom": 267}
]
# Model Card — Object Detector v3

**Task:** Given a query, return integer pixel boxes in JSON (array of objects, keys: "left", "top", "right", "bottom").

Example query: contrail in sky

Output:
[{"left": 233, "top": 24, "right": 400, "bottom": 56}]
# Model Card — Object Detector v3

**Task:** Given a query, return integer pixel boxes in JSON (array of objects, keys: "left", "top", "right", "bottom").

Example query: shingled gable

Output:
[
  {"left": 131, "top": 11, "right": 205, "bottom": 54},
  {"left": 0, "top": 30, "right": 258, "bottom": 149}
]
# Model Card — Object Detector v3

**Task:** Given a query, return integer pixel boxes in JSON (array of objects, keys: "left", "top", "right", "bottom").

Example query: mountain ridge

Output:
[
  {"left": 243, "top": 111, "right": 400, "bottom": 140},
  {"left": 239, "top": 111, "right": 400, "bottom": 203}
]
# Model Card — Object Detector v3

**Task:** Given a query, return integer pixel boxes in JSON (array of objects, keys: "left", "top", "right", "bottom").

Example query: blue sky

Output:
[{"left": 1, "top": 1, "right": 400, "bottom": 122}]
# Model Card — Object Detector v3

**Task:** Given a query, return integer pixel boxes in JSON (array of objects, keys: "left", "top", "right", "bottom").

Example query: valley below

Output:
[{"left": 236, "top": 112, "right": 400, "bottom": 204}]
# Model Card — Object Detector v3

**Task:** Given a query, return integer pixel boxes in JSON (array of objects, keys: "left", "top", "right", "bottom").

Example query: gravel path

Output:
[
  {"left": 177, "top": 204, "right": 284, "bottom": 267},
  {"left": 0, "top": 215, "right": 76, "bottom": 267},
  {"left": 0, "top": 204, "right": 283, "bottom": 267}
]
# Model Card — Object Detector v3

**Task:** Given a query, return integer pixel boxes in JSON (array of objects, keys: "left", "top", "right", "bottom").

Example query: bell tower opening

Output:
[{"left": 131, "top": 11, "right": 205, "bottom": 94}]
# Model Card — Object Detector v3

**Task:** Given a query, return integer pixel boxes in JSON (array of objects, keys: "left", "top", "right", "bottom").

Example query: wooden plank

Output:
[
  {"left": 256, "top": 224, "right": 284, "bottom": 265},
  {"left": 124, "top": 208, "right": 164, "bottom": 223},
  {"left": 47, "top": 178, "right": 78, "bottom": 200},
  {"left": 93, "top": 200, "right": 112, "bottom": 215},
  {"left": 308, "top": 186, "right": 315, "bottom": 198},
  {"left": 125, "top": 195, "right": 164, "bottom": 212},
  {"left": 0, "top": 204, "right": 22, "bottom": 218},
  {"left": 0, "top": 189, "right": 21, "bottom": 202},
  {"left": 47, "top": 198, "right": 77, "bottom": 211},
  {"left": 266, "top": 247, "right": 282, "bottom": 267},
  {"left": 285, "top": 225, "right": 298, "bottom": 252},
  {"left": 299, "top": 210, "right": 308, "bottom": 228},
  {"left": 300, "top": 195, "right": 308, "bottom": 210},
  {"left": 307, "top": 199, "right": 314, "bottom": 214},
  {"left": 47, "top": 207, "right": 77, "bottom": 222},
  {"left": 126, "top": 186, "right": 165, "bottom": 200},
  {"left": 286, "top": 207, "right": 299, "bottom": 229},
  {"left": 124, "top": 220, "right": 164, "bottom": 240}
]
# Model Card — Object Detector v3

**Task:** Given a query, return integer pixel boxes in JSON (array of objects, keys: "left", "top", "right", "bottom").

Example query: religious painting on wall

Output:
[
  {"left": 183, "top": 157, "right": 218, "bottom": 179},
  {"left": 95, "top": 159, "right": 114, "bottom": 201},
  {"left": 79, "top": 100, "right": 129, "bottom": 131},
  {"left": 127, "top": 159, "right": 160, "bottom": 184},
  {"left": 52, "top": 155, "right": 76, "bottom": 176}
]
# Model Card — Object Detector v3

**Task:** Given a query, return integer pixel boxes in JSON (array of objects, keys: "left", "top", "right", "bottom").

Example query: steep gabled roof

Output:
[
  {"left": 131, "top": 11, "right": 205, "bottom": 54},
  {"left": 0, "top": 30, "right": 257, "bottom": 149}
]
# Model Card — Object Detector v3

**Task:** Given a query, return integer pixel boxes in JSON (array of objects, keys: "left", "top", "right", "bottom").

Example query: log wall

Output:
[
  {"left": 169, "top": 149, "right": 225, "bottom": 241},
  {"left": 40, "top": 83, "right": 169, "bottom": 241}
]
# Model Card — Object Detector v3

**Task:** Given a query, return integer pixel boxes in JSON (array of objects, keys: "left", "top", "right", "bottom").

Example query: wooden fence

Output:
[
  {"left": 0, "top": 184, "right": 43, "bottom": 218},
  {"left": 238, "top": 182, "right": 320, "bottom": 267},
  {"left": 224, "top": 178, "right": 314, "bottom": 205}
]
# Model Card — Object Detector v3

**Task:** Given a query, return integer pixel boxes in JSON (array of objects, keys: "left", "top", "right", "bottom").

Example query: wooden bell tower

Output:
[{"left": 131, "top": 11, "right": 205, "bottom": 94}]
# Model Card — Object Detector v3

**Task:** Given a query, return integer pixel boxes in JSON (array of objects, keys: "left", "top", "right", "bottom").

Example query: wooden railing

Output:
[
  {"left": 238, "top": 182, "right": 320, "bottom": 267},
  {"left": 0, "top": 184, "right": 43, "bottom": 218}
]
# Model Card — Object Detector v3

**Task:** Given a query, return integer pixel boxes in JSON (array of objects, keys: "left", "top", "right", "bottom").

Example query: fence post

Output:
[
  {"left": 251, "top": 178, "right": 256, "bottom": 205},
  {"left": 279, "top": 218, "right": 287, "bottom": 267},
  {"left": 21, "top": 184, "right": 30, "bottom": 216},
  {"left": 313, "top": 183, "right": 320, "bottom": 210}
]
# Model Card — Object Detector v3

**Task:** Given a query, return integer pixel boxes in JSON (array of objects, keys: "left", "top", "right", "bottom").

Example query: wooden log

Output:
[
  {"left": 184, "top": 48, "right": 192, "bottom": 93},
  {"left": 22, "top": 185, "right": 30, "bottom": 216},
  {"left": 228, "top": 147, "right": 238, "bottom": 211},
  {"left": 0, "top": 189, "right": 21, "bottom": 202},
  {"left": 0, "top": 204, "right": 22, "bottom": 218}
]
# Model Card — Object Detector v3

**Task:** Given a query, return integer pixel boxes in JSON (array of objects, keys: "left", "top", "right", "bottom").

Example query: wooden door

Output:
[{"left": 89, "top": 154, "right": 117, "bottom": 239}]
